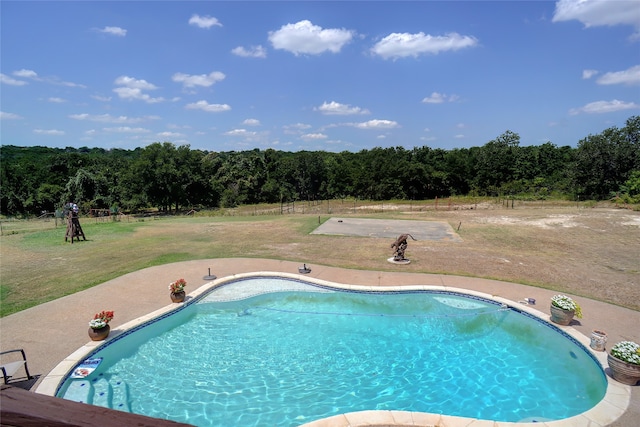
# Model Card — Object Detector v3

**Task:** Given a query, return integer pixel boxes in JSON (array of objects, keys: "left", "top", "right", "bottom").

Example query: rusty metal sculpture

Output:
[{"left": 390, "top": 233, "right": 416, "bottom": 262}]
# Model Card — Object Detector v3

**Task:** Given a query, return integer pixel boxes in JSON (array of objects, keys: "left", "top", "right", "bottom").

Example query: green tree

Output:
[
  {"left": 574, "top": 118, "right": 639, "bottom": 199},
  {"left": 134, "top": 142, "right": 185, "bottom": 212},
  {"left": 211, "top": 150, "right": 266, "bottom": 208},
  {"left": 35, "top": 183, "right": 64, "bottom": 213},
  {"left": 473, "top": 130, "right": 520, "bottom": 194}
]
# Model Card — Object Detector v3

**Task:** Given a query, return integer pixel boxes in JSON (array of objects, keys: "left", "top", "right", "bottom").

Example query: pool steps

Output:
[{"left": 62, "top": 373, "right": 131, "bottom": 413}]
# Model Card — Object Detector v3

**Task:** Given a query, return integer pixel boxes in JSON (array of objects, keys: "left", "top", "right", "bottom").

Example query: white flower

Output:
[
  {"left": 551, "top": 294, "right": 582, "bottom": 318},
  {"left": 611, "top": 341, "right": 640, "bottom": 365},
  {"left": 89, "top": 318, "right": 107, "bottom": 329},
  {"left": 551, "top": 294, "right": 575, "bottom": 310}
]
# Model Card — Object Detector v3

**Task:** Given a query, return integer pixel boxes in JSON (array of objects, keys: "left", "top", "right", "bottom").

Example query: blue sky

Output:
[{"left": 1, "top": 0, "right": 639, "bottom": 152}]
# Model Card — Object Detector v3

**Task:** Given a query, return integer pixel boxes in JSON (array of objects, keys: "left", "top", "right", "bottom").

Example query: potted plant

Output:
[
  {"left": 608, "top": 341, "right": 640, "bottom": 385},
  {"left": 88, "top": 310, "right": 114, "bottom": 341},
  {"left": 169, "top": 278, "right": 187, "bottom": 303},
  {"left": 550, "top": 294, "right": 582, "bottom": 325}
]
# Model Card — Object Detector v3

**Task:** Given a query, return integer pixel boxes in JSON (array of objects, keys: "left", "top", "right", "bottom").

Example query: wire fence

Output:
[
  {"left": 0, "top": 197, "right": 593, "bottom": 236},
  {"left": 0, "top": 212, "right": 135, "bottom": 236},
  {"left": 218, "top": 197, "right": 587, "bottom": 217}
]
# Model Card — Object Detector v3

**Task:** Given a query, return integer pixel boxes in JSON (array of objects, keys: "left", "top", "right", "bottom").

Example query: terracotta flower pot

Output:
[
  {"left": 550, "top": 304, "right": 574, "bottom": 326},
  {"left": 170, "top": 291, "right": 185, "bottom": 303},
  {"left": 88, "top": 324, "right": 110, "bottom": 341},
  {"left": 607, "top": 354, "right": 640, "bottom": 385}
]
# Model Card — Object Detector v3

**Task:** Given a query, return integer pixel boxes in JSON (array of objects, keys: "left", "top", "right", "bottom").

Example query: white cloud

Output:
[
  {"left": 315, "top": 101, "right": 370, "bottom": 115},
  {"left": 114, "top": 76, "right": 157, "bottom": 90},
  {"left": 268, "top": 20, "right": 354, "bottom": 55},
  {"left": 582, "top": 69, "right": 599, "bottom": 79},
  {"left": 351, "top": 119, "right": 399, "bottom": 130},
  {"left": 34, "top": 129, "right": 64, "bottom": 135},
  {"left": 185, "top": 100, "right": 231, "bottom": 112},
  {"left": 231, "top": 45, "right": 267, "bottom": 58},
  {"left": 569, "top": 99, "right": 640, "bottom": 115},
  {"left": 189, "top": 14, "right": 222, "bottom": 29},
  {"left": 225, "top": 129, "right": 257, "bottom": 137},
  {"left": 59, "top": 80, "right": 85, "bottom": 88},
  {"left": 1, "top": 111, "right": 23, "bottom": 120},
  {"left": 69, "top": 113, "right": 157, "bottom": 123},
  {"left": 372, "top": 32, "right": 478, "bottom": 60},
  {"left": 11, "top": 69, "right": 84, "bottom": 87},
  {"left": 113, "top": 76, "right": 163, "bottom": 103},
  {"left": 596, "top": 65, "right": 640, "bottom": 85},
  {"left": 552, "top": 0, "right": 640, "bottom": 28},
  {"left": 48, "top": 97, "right": 66, "bottom": 103},
  {"left": 167, "top": 123, "right": 191, "bottom": 130},
  {"left": 243, "top": 118, "right": 261, "bottom": 126},
  {"left": 172, "top": 71, "right": 225, "bottom": 88},
  {"left": 91, "top": 95, "right": 112, "bottom": 102},
  {"left": 283, "top": 123, "right": 312, "bottom": 134},
  {"left": 422, "top": 92, "right": 460, "bottom": 104},
  {"left": 103, "top": 126, "right": 150, "bottom": 133},
  {"left": 97, "top": 26, "right": 127, "bottom": 36},
  {"left": 454, "top": 134, "right": 465, "bottom": 139},
  {"left": 156, "top": 131, "right": 184, "bottom": 139},
  {"left": 301, "top": 132, "right": 328, "bottom": 140},
  {"left": 422, "top": 92, "right": 446, "bottom": 104},
  {"left": 13, "top": 69, "right": 39, "bottom": 79},
  {"left": 1, "top": 73, "right": 27, "bottom": 86}
]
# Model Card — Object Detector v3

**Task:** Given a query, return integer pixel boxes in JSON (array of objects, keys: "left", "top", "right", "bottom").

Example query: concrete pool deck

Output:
[{"left": 1, "top": 258, "right": 638, "bottom": 426}]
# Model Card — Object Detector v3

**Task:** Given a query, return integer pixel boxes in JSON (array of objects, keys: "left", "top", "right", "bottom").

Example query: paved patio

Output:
[{"left": 1, "top": 258, "right": 638, "bottom": 426}]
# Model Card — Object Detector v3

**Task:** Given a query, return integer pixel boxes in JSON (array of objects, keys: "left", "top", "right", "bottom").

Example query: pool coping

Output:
[{"left": 36, "top": 271, "right": 631, "bottom": 427}]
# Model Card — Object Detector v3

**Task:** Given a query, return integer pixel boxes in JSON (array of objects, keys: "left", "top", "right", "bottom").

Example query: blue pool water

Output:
[{"left": 57, "top": 278, "right": 607, "bottom": 426}]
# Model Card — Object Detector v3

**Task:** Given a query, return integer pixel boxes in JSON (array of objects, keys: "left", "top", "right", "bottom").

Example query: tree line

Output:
[{"left": 1, "top": 116, "right": 639, "bottom": 216}]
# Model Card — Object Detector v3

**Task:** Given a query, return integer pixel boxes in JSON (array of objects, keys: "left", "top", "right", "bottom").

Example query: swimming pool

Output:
[{"left": 55, "top": 276, "right": 607, "bottom": 426}]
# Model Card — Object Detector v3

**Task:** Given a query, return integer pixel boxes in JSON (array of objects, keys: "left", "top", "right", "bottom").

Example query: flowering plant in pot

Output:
[
  {"left": 169, "top": 278, "right": 187, "bottom": 293},
  {"left": 88, "top": 310, "right": 114, "bottom": 341},
  {"left": 611, "top": 341, "right": 640, "bottom": 365},
  {"left": 169, "top": 278, "right": 187, "bottom": 302},
  {"left": 550, "top": 294, "right": 582, "bottom": 325},
  {"left": 89, "top": 310, "right": 114, "bottom": 329},
  {"left": 551, "top": 295, "right": 583, "bottom": 317},
  {"left": 608, "top": 341, "right": 640, "bottom": 385}
]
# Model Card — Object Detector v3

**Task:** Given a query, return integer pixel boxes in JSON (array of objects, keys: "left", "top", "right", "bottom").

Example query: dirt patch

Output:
[
  {"left": 397, "top": 207, "right": 640, "bottom": 310},
  {"left": 476, "top": 214, "right": 581, "bottom": 228}
]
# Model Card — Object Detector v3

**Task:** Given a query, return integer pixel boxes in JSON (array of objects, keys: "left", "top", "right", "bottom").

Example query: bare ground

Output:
[
  {"left": 228, "top": 205, "right": 640, "bottom": 311},
  {"left": 403, "top": 207, "right": 640, "bottom": 311}
]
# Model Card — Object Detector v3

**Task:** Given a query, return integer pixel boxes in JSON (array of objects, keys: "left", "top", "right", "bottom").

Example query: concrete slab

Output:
[{"left": 311, "top": 217, "right": 463, "bottom": 242}]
